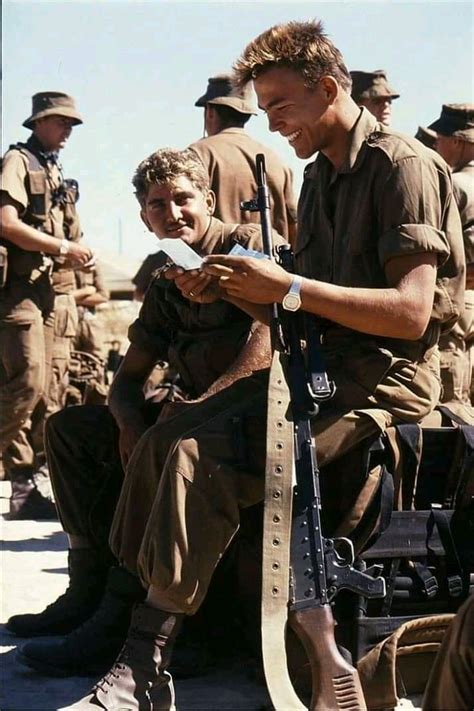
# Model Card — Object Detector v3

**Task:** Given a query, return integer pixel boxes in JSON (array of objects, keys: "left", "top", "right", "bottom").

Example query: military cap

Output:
[
  {"left": 415, "top": 126, "right": 437, "bottom": 150},
  {"left": 194, "top": 74, "right": 257, "bottom": 115},
  {"left": 350, "top": 70, "right": 400, "bottom": 102},
  {"left": 23, "top": 91, "right": 83, "bottom": 129},
  {"left": 428, "top": 104, "right": 474, "bottom": 143}
]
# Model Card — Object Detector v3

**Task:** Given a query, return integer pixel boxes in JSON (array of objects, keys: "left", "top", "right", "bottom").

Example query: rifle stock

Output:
[{"left": 290, "top": 606, "right": 367, "bottom": 711}]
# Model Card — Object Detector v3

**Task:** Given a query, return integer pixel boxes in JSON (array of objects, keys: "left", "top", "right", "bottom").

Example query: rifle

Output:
[{"left": 242, "top": 154, "right": 386, "bottom": 710}]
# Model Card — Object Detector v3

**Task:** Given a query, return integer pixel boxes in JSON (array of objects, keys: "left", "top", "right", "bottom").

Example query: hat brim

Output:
[
  {"left": 194, "top": 92, "right": 208, "bottom": 107},
  {"left": 356, "top": 89, "right": 400, "bottom": 101},
  {"left": 428, "top": 117, "right": 474, "bottom": 141},
  {"left": 23, "top": 107, "right": 83, "bottom": 129},
  {"left": 207, "top": 96, "right": 257, "bottom": 115}
]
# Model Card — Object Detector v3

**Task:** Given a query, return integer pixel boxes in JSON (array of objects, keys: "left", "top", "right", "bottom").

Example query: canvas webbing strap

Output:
[{"left": 261, "top": 349, "right": 306, "bottom": 710}]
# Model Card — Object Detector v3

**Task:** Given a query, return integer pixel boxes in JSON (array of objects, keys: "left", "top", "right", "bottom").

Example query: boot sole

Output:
[{"left": 16, "top": 648, "right": 110, "bottom": 678}]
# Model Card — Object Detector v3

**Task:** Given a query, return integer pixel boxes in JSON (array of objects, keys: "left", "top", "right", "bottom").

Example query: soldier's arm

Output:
[
  {"left": 197, "top": 322, "right": 271, "bottom": 400},
  {"left": 0, "top": 199, "right": 93, "bottom": 266},
  {"left": 109, "top": 343, "right": 158, "bottom": 467}
]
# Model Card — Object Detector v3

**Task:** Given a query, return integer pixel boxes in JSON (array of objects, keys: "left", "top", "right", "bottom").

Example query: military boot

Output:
[
  {"left": 8, "top": 468, "right": 57, "bottom": 520},
  {"left": 17, "top": 566, "right": 146, "bottom": 676},
  {"left": 6, "top": 548, "right": 110, "bottom": 637},
  {"left": 59, "top": 603, "right": 183, "bottom": 711}
]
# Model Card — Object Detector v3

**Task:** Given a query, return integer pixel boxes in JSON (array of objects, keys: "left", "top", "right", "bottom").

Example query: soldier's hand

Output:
[
  {"left": 204, "top": 255, "right": 292, "bottom": 304},
  {"left": 164, "top": 266, "right": 223, "bottom": 303},
  {"left": 66, "top": 242, "right": 95, "bottom": 267}
]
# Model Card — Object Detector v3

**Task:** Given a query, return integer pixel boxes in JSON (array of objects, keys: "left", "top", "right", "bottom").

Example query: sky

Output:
[{"left": 2, "top": 0, "right": 473, "bottom": 263}]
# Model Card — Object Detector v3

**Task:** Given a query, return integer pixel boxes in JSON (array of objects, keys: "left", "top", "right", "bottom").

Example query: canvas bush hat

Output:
[
  {"left": 194, "top": 74, "right": 257, "bottom": 115},
  {"left": 428, "top": 104, "right": 474, "bottom": 143},
  {"left": 350, "top": 70, "right": 400, "bottom": 102},
  {"left": 23, "top": 92, "right": 83, "bottom": 129},
  {"left": 415, "top": 126, "right": 437, "bottom": 149}
]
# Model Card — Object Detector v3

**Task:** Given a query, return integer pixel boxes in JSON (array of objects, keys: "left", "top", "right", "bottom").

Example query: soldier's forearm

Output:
[
  {"left": 1, "top": 210, "right": 62, "bottom": 256},
  {"left": 199, "top": 323, "right": 271, "bottom": 399},
  {"left": 108, "top": 378, "right": 147, "bottom": 431}
]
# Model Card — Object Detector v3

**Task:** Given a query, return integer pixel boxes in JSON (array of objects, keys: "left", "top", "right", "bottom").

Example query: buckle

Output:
[
  {"left": 422, "top": 575, "right": 438, "bottom": 599},
  {"left": 447, "top": 575, "right": 463, "bottom": 598}
]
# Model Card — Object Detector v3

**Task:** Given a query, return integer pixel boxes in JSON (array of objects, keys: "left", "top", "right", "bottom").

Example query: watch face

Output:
[{"left": 282, "top": 293, "right": 301, "bottom": 311}]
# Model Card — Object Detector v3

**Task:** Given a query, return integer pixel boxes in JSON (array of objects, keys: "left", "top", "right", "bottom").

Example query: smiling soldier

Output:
[
  {"left": 14, "top": 21, "right": 465, "bottom": 711},
  {"left": 12, "top": 148, "right": 284, "bottom": 681}
]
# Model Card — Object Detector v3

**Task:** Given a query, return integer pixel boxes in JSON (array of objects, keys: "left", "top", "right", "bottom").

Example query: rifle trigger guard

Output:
[{"left": 331, "top": 537, "right": 355, "bottom": 565}]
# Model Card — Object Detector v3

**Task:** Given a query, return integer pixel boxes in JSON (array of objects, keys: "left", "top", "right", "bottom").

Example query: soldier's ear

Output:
[
  {"left": 206, "top": 189, "right": 216, "bottom": 216},
  {"left": 140, "top": 208, "right": 153, "bottom": 232}
]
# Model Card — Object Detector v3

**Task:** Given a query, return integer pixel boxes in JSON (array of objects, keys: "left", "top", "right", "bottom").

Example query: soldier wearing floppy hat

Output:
[
  {"left": 415, "top": 126, "right": 437, "bottom": 150},
  {"left": 194, "top": 74, "right": 257, "bottom": 116},
  {"left": 350, "top": 69, "right": 400, "bottom": 126},
  {"left": 429, "top": 104, "right": 474, "bottom": 411},
  {"left": 429, "top": 104, "right": 474, "bottom": 169},
  {"left": 23, "top": 91, "right": 83, "bottom": 129},
  {"left": 0, "top": 91, "right": 92, "bottom": 519},
  {"left": 190, "top": 73, "right": 297, "bottom": 243}
]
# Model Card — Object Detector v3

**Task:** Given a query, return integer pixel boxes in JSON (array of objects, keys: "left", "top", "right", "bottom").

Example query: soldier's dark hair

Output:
[
  {"left": 211, "top": 104, "right": 251, "bottom": 129},
  {"left": 233, "top": 20, "right": 351, "bottom": 93},
  {"left": 133, "top": 148, "right": 210, "bottom": 206}
]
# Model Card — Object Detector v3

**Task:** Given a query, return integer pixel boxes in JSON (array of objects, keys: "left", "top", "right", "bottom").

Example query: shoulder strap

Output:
[{"left": 9, "top": 143, "right": 45, "bottom": 172}]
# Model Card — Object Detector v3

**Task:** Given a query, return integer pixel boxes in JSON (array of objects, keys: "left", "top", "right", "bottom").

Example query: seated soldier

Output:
[
  {"left": 8, "top": 148, "right": 283, "bottom": 675},
  {"left": 22, "top": 20, "right": 464, "bottom": 710}
]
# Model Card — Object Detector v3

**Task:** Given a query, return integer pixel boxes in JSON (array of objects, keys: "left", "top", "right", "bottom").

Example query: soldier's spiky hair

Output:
[
  {"left": 233, "top": 20, "right": 351, "bottom": 93},
  {"left": 133, "top": 148, "right": 210, "bottom": 206}
]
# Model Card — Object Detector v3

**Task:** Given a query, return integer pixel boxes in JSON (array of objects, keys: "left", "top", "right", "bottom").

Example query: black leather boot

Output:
[
  {"left": 6, "top": 548, "right": 110, "bottom": 637},
  {"left": 59, "top": 603, "right": 183, "bottom": 710},
  {"left": 8, "top": 468, "right": 57, "bottom": 520},
  {"left": 17, "top": 566, "right": 146, "bottom": 676}
]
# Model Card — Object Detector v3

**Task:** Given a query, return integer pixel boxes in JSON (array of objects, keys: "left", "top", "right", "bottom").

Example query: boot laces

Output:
[{"left": 92, "top": 643, "right": 134, "bottom": 692}]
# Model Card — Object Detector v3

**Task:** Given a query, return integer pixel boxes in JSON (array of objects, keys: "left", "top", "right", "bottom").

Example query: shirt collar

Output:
[
  {"left": 26, "top": 134, "right": 59, "bottom": 165},
  {"left": 338, "top": 107, "right": 379, "bottom": 174},
  {"left": 307, "top": 107, "right": 379, "bottom": 181}
]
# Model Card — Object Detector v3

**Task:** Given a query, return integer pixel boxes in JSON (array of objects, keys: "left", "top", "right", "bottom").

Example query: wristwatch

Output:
[
  {"left": 282, "top": 274, "right": 303, "bottom": 312},
  {"left": 56, "top": 239, "right": 70, "bottom": 264}
]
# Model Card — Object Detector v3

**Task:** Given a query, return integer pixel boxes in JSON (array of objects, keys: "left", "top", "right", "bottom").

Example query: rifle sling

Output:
[{"left": 261, "top": 349, "right": 306, "bottom": 710}]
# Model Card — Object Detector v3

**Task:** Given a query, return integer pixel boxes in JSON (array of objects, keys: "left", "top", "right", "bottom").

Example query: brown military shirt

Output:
[
  {"left": 1, "top": 144, "right": 66, "bottom": 239},
  {"left": 132, "top": 252, "right": 169, "bottom": 298},
  {"left": 453, "top": 161, "right": 474, "bottom": 264},
  {"left": 297, "top": 108, "right": 465, "bottom": 354},
  {"left": 75, "top": 262, "right": 110, "bottom": 301},
  {"left": 129, "top": 217, "right": 284, "bottom": 397},
  {"left": 189, "top": 128, "right": 297, "bottom": 242}
]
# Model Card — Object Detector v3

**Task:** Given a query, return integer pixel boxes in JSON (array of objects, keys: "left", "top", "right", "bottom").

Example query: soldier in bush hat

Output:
[
  {"left": 415, "top": 126, "right": 437, "bottom": 150},
  {"left": 350, "top": 69, "right": 400, "bottom": 126},
  {"left": 22, "top": 91, "right": 83, "bottom": 129},
  {"left": 0, "top": 91, "right": 93, "bottom": 519},
  {"left": 190, "top": 73, "right": 297, "bottom": 244},
  {"left": 429, "top": 104, "right": 474, "bottom": 409}
]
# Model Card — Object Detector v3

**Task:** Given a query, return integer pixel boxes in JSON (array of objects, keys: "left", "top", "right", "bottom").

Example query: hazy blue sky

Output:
[{"left": 3, "top": 0, "right": 473, "bottom": 262}]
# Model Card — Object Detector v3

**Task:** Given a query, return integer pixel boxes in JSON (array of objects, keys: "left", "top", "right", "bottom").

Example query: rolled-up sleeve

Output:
[
  {"left": 1, "top": 151, "right": 29, "bottom": 212},
  {"left": 377, "top": 157, "right": 451, "bottom": 267}
]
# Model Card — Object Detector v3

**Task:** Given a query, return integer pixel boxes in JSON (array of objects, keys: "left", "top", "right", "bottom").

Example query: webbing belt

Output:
[{"left": 261, "top": 349, "right": 305, "bottom": 710}]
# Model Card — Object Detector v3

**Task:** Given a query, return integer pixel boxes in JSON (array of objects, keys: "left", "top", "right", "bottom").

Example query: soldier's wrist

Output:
[{"left": 55, "top": 238, "right": 71, "bottom": 263}]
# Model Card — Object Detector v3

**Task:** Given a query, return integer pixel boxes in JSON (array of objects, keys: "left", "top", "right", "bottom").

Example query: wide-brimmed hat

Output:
[
  {"left": 415, "top": 126, "right": 437, "bottom": 149},
  {"left": 194, "top": 74, "right": 257, "bottom": 115},
  {"left": 23, "top": 91, "right": 83, "bottom": 129},
  {"left": 428, "top": 104, "right": 474, "bottom": 142},
  {"left": 350, "top": 70, "right": 400, "bottom": 102}
]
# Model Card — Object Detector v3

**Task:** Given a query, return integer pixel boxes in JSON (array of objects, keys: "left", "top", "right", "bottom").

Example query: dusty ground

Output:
[
  {"left": 0, "top": 481, "right": 269, "bottom": 711},
  {"left": 0, "top": 480, "right": 422, "bottom": 711}
]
